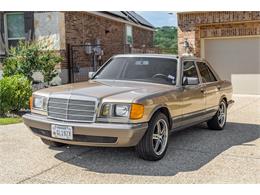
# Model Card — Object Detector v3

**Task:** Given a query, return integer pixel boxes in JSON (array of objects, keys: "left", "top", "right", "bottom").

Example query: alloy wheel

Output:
[
  {"left": 217, "top": 102, "right": 226, "bottom": 127},
  {"left": 152, "top": 119, "right": 169, "bottom": 155}
]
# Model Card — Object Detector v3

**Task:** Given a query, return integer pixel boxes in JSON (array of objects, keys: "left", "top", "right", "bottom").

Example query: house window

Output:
[
  {"left": 5, "top": 12, "right": 25, "bottom": 48},
  {"left": 126, "top": 25, "right": 133, "bottom": 44}
]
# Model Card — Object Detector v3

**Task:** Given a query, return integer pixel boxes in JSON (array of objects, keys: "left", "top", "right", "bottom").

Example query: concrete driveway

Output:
[{"left": 0, "top": 95, "right": 259, "bottom": 183}]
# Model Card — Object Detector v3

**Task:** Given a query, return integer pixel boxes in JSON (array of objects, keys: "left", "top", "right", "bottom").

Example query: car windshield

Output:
[{"left": 93, "top": 57, "right": 178, "bottom": 85}]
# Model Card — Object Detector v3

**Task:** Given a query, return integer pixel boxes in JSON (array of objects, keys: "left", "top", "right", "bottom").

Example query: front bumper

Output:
[{"left": 23, "top": 114, "right": 148, "bottom": 147}]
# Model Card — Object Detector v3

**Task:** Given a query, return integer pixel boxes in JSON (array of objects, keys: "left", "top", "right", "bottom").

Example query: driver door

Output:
[{"left": 181, "top": 60, "right": 206, "bottom": 126}]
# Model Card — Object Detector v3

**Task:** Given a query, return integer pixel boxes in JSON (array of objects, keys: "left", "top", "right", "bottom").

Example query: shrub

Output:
[
  {"left": 39, "top": 50, "right": 62, "bottom": 85},
  {"left": 0, "top": 74, "right": 32, "bottom": 116},
  {"left": 3, "top": 41, "right": 42, "bottom": 81},
  {"left": 3, "top": 40, "right": 63, "bottom": 84}
]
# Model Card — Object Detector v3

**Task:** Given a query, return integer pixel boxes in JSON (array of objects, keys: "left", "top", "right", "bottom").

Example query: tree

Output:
[{"left": 154, "top": 26, "right": 178, "bottom": 54}]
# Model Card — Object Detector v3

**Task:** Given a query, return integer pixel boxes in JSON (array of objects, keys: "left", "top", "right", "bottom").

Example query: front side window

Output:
[
  {"left": 197, "top": 62, "right": 217, "bottom": 83},
  {"left": 94, "top": 57, "right": 177, "bottom": 85},
  {"left": 126, "top": 25, "right": 133, "bottom": 44},
  {"left": 182, "top": 61, "right": 199, "bottom": 85},
  {"left": 5, "top": 13, "right": 25, "bottom": 47}
]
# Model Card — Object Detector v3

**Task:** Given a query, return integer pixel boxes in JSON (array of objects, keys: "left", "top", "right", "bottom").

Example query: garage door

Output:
[{"left": 203, "top": 37, "right": 260, "bottom": 95}]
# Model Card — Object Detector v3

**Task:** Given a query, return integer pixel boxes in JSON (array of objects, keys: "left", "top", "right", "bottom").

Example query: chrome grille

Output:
[{"left": 48, "top": 97, "right": 96, "bottom": 122}]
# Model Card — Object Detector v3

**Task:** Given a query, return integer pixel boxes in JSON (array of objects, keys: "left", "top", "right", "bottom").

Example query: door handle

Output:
[
  {"left": 217, "top": 86, "right": 221, "bottom": 90},
  {"left": 200, "top": 88, "right": 206, "bottom": 93}
]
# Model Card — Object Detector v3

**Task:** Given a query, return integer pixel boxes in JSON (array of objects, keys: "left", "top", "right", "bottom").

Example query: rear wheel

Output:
[
  {"left": 40, "top": 138, "right": 65, "bottom": 147},
  {"left": 135, "top": 112, "right": 169, "bottom": 161},
  {"left": 207, "top": 100, "right": 227, "bottom": 130}
]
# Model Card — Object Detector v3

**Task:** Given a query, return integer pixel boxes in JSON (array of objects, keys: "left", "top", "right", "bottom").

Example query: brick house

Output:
[
  {"left": 178, "top": 11, "right": 260, "bottom": 95},
  {"left": 0, "top": 11, "right": 155, "bottom": 84}
]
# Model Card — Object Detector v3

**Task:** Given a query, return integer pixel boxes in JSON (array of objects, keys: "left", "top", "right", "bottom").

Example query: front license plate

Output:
[{"left": 51, "top": 125, "right": 73, "bottom": 140}]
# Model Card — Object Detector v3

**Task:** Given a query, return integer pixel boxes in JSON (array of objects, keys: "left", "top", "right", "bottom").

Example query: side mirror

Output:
[
  {"left": 88, "top": 71, "right": 95, "bottom": 79},
  {"left": 183, "top": 77, "right": 199, "bottom": 85}
]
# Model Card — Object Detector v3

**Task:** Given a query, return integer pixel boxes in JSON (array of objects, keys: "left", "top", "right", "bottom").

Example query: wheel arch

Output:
[
  {"left": 148, "top": 105, "right": 172, "bottom": 129},
  {"left": 220, "top": 95, "right": 228, "bottom": 106}
]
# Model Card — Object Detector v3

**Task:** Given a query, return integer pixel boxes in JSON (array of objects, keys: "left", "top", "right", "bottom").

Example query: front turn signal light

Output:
[
  {"left": 130, "top": 104, "right": 144, "bottom": 120},
  {"left": 29, "top": 96, "right": 33, "bottom": 110}
]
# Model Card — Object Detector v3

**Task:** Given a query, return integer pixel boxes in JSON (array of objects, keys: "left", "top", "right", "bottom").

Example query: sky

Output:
[{"left": 136, "top": 11, "right": 177, "bottom": 27}]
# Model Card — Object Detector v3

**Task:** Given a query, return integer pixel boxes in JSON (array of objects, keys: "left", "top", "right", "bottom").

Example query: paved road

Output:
[{"left": 0, "top": 95, "right": 259, "bottom": 183}]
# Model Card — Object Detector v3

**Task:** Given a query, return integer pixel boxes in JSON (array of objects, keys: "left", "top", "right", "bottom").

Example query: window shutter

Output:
[
  {"left": 0, "top": 12, "right": 5, "bottom": 55},
  {"left": 0, "top": 13, "right": 4, "bottom": 37},
  {"left": 24, "top": 11, "right": 34, "bottom": 41}
]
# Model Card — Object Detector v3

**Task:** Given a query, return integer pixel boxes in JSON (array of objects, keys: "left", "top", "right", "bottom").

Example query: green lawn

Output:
[{"left": 0, "top": 117, "right": 23, "bottom": 125}]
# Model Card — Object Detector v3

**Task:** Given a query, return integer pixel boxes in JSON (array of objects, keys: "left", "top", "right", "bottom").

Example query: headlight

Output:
[
  {"left": 100, "top": 103, "right": 144, "bottom": 119},
  {"left": 32, "top": 96, "right": 47, "bottom": 110},
  {"left": 34, "top": 97, "right": 43, "bottom": 108},
  {"left": 115, "top": 104, "right": 130, "bottom": 117}
]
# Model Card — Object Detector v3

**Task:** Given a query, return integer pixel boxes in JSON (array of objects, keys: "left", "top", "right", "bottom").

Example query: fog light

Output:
[{"left": 101, "top": 104, "right": 111, "bottom": 116}]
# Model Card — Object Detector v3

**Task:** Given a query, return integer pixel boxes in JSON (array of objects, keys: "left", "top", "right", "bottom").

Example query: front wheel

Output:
[
  {"left": 207, "top": 100, "right": 227, "bottom": 130},
  {"left": 135, "top": 112, "right": 169, "bottom": 161}
]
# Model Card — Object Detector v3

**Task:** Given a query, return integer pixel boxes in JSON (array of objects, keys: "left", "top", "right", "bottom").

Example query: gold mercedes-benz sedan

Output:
[{"left": 23, "top": 54, "right": 234, "bottom": 161}]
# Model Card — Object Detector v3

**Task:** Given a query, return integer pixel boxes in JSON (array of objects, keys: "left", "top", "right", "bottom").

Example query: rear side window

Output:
[
  {"left": 197, "top": 62, "right": 217, "bottom": 83},
  {"left": 183, "top": 61, "right": 199, "bottom": 81}
]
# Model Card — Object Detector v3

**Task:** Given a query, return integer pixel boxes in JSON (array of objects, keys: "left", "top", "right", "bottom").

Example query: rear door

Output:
[{"left": 196, "top": 61, "right": 220, "bottom": 113}]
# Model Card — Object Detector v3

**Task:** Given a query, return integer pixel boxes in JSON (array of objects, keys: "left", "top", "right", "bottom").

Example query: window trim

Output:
[
  {"left": 195, "top": 61, "right": 218, "bottom": 84},
  {"left": 4, "top": 12, "right": 25, "bottom": 48},
  {"left": 125, "top": 24, "right": 133, "bottom": 45},
  {"left": 181, "top": 60, "right": 201, "bottom": 86}
]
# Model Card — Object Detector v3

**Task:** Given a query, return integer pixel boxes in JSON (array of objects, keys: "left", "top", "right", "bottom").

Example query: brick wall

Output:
[
  {"left": 178, "top": 12, "right": 260, "bottom": 30},
  {"left": 132, "top": 26, "right": 154, "bottom": 48},
  {"left": 62, "top": 12, "right": 124, "bottom": 70},
  {"left": 177, "top": 11, "right": 260, "bottom": 57},
  {"left": 178, "top": 27, "right": 201, "bottom": 56},
  {"left": 62, "top": 12, "right": 154, "bottom": 69},
  {"left": 200, "top": 23, "right": 260, "bottom": 38}
]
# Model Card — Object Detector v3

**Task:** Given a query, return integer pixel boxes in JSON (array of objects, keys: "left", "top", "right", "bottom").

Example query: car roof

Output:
[
  {"left": 113, "top": 54, "right": 178, "bottom": 59},
  {"left": 113, "top": 54, "right": 203, "bottom": 61}
]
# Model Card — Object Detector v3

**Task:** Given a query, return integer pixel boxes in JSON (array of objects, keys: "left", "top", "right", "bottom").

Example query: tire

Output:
[
  {"left": 207, "top": 100, "right": 227, "bottom": 130},
  {"left": 135, "top": 112, "right": 169, "bottom": 161},
  {"left": 40, "top": 138, "right": 65, "bottom": 147}
]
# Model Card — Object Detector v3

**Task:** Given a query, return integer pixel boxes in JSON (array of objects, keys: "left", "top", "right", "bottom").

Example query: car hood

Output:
[{"left": 35, "top": 79, "right": 175, "bottom": 103}]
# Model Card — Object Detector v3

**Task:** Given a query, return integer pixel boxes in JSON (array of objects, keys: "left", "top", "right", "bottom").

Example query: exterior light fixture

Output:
[{"left": 183, "top": 39, "right": 190, "bottom": 50}]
